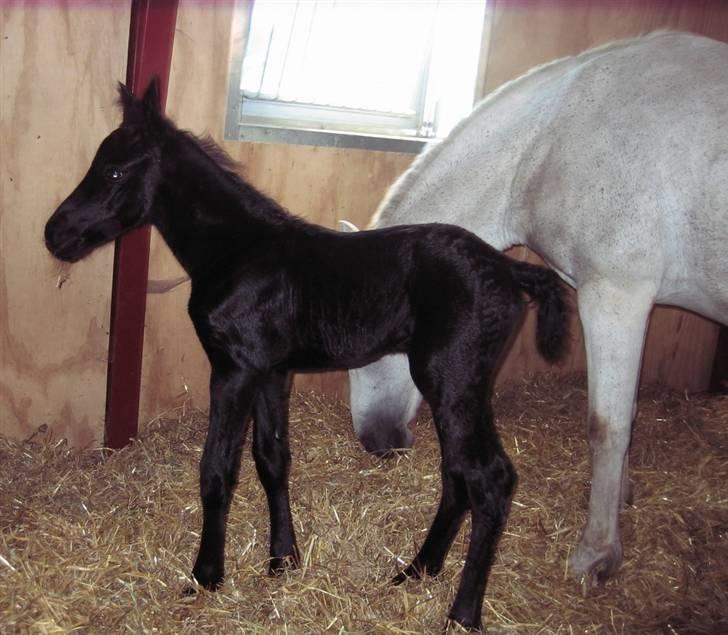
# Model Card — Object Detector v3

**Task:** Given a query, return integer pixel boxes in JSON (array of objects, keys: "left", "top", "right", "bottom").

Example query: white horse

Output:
[{"left": 345, "top": 31, "right": 728, "bottom": 583}]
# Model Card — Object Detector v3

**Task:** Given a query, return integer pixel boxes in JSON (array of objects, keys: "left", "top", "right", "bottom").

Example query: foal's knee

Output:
[{"left": 488, "top": 453, "right": 517, "bottom": 502}]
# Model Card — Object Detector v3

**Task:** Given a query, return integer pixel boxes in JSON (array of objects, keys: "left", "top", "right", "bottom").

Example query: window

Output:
[{"left": 225, "top": 0, "right": 489, "bottom": 152}]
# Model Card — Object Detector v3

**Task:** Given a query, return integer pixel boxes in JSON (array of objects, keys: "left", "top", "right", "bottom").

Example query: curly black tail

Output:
[{"left": 511, "top": 260, "right": 570, "bottom": 363}]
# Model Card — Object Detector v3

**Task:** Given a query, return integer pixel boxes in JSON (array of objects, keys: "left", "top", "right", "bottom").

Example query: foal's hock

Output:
[{"left": 44, "top": 79, "right": 568, "bottom": 631}]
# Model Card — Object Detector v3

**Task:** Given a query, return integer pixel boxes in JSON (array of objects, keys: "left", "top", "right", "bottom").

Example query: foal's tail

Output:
[{"left": 510, "top": 260, "right": 570, "bottom": 363}]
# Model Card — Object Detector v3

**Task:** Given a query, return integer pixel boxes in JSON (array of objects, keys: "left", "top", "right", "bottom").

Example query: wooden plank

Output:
[
  {"left": 0, "top": 3, "right": 130, "bottom": 445},
  {"left": 709, "top": 327, "right": 728, "bottom": 392},
  {"left": 485, "top": 0, "right": 728, "bottom": 94}
]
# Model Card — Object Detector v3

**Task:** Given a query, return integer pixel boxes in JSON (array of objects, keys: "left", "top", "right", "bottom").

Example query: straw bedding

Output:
[{"left": 1, "top": 374, "right": 726, "bottom": 634}]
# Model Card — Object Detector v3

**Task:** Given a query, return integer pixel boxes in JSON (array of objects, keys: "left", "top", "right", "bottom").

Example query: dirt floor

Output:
[{"left": 1, "top": 374, "right": 726, "bottom": 634}]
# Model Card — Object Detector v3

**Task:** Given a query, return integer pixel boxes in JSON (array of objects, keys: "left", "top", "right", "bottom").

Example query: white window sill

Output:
[{"left": 227, "top": 123, "right": 429, "bottom": 154}]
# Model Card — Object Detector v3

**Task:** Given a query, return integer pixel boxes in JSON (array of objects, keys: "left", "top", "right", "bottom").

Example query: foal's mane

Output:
[
  {"left": 183, "top": 131, "right": 242, "bottom": 179},
  {"left": 370, "top": 30, "right": 677, "bottom": 227},
  {"left": 174, "top": 124, "right": 308, "bottom": 227}
]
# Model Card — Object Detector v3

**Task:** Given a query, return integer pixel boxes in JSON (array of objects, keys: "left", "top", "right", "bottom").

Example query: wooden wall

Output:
[
  {"left": 0, "top": 3, "right": 130, "bottom": 445},
  {"left": 139, "top": 0, "right": 728, "bottom": 424},
  {"left": 2, "top": 1, "right": 725, "bottom": 444}
]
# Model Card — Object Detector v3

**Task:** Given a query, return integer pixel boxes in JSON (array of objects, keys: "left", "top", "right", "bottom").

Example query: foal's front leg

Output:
[
  {"left": 252, "top": 370, "right": 300, "bottom": 574},
  {"left": 192, "top": 366, "right": 258, "bottom": 590}
]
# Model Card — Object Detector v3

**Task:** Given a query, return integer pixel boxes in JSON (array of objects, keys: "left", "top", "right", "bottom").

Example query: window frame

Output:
[{"left": 224, "top": 0, "right": 492, "bottom": 153}]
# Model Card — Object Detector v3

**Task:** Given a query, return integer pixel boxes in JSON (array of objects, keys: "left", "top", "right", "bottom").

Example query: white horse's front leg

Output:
[
  {"left": 349, "top": 354, "right": 422, "bottom": 456},
  {"left": 570, "top": 282, "right": 654, "bottom": 582}
]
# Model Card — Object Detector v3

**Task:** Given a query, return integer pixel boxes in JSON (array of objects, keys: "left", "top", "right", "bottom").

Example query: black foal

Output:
[{"left": 44, "top": 79, "right": 568, "bottom": 631}]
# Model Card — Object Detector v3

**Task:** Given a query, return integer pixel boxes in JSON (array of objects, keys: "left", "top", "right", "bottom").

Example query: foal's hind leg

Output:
[
  {"left": 392, "top": 454, "right": 469, "bottom": 584},
  {"left": 401, "top": 345, "right": 516, "bottom": 630},
  {"left": 252, "top": 370, "right": 300, "bottom": 574},
  {"left": 445, "top": 401, "right": 516, "bottom": 630},
  {"left": 570, "top": 282, "right": 654, "bottom": 583}
]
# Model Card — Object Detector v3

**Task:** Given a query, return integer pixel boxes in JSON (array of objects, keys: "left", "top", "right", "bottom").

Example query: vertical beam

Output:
[{"left": 105, "top": 0, "right": 179, "bottom": 449}]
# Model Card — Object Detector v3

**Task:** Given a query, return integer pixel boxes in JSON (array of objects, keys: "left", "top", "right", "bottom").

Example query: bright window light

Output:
[{"left": 231, "top": 0, "right": 487, "bottom": 147}]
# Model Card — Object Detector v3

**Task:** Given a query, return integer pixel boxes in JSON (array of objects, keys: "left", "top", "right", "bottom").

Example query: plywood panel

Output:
[{"left": 0, "top": 3, "right": 131, "bottom": 445}]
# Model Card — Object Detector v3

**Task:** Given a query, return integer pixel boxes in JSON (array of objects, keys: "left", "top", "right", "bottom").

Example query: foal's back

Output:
[{"left": 282, "top": 223, "right": 519, "bottom": 371}]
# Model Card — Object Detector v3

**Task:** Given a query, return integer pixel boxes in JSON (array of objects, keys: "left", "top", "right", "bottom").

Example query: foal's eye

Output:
[{"left": 106, "top": 168, "right": 123, "bottom": 181}]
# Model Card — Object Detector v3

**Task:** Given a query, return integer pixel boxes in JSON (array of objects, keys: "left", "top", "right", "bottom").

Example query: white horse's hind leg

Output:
[
  {"left": 570, "top": 282, "right": 654, "bottom": 581},
  {"left": 349, "top": 354, "right": 422, "bottom": 455}
]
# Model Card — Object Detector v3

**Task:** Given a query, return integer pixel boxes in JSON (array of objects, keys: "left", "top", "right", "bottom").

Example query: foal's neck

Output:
[{"left": 152, "top": 133, "right": 300, "bottom": 279}]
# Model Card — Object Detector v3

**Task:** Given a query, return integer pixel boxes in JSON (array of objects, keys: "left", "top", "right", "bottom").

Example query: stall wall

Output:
[
  {"left": 139, "top": 0, "right": 728, "bottom": 423},
  {"left": 2, "top": 2, "right": 723, "bottom": 444},
  {"left": 0, "top": 3, "right": 131, "bottom": 445}
]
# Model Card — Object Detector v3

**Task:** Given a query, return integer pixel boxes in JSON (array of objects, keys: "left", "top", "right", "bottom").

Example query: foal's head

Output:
[{"left": 44, "top": 79, "right": 166, "bottom": 262}]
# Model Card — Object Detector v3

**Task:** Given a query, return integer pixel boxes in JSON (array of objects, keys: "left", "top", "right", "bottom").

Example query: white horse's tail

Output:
[{"left": 510, "top": 261, "right": 570, "bottom": 363}]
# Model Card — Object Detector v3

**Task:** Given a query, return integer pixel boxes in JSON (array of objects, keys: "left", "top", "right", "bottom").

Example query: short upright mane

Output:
[
  {"left": 370, "top": 30, "right": 676, "bottom": 227},
  {"left": 180, "top": 129, "right": 243, "bottom": 179},
  {"left": 176, "top": 126, "right": 308, "bottom": 228}
]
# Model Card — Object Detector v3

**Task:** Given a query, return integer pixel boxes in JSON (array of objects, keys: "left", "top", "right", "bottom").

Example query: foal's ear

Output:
[
  {"left": 118, "top": 81, "right": 136, "bottom": 116},
  {"left": 141, "top": 76, "right": 162, "bottom": 113},
  {"left": 118, "top": 77, "right": 163, "bottom": 127}
]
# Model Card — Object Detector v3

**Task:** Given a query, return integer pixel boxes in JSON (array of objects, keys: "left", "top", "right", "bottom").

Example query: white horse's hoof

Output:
[{"left": 570, "top": 540, "right": 623, "bottom": 585}]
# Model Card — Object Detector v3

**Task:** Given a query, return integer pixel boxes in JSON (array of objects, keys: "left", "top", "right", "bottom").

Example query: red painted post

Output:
[{"left": 105, "top": 0, "right": 179, "bottom": 449}]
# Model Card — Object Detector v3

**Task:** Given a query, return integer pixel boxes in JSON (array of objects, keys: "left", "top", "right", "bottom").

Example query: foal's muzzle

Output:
[{"left": 44, "top": 207, "right": 89, "bottom": 263}]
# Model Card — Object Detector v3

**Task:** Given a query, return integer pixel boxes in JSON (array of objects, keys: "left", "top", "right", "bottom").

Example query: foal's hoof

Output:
[
  {"left": 181, "top": 577, "right": 221, "bottom": 596},
  {"left": 570, "top": 540, "right": 623, "bottom": 586},
  {"left": 190, "top": 564, "right": 224, "bottom": 592},
  {"left": 268, "top": 554, "right": 299, "bottom": 576},
  {"left": 392, "top": 570, "right": 410, "bottom": 586},
  {"left": 445, "top": 614, "right": 483, "bottom": 633},
  {"left": 392, "top": 562, "right": 427, "bottom": 585}
]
